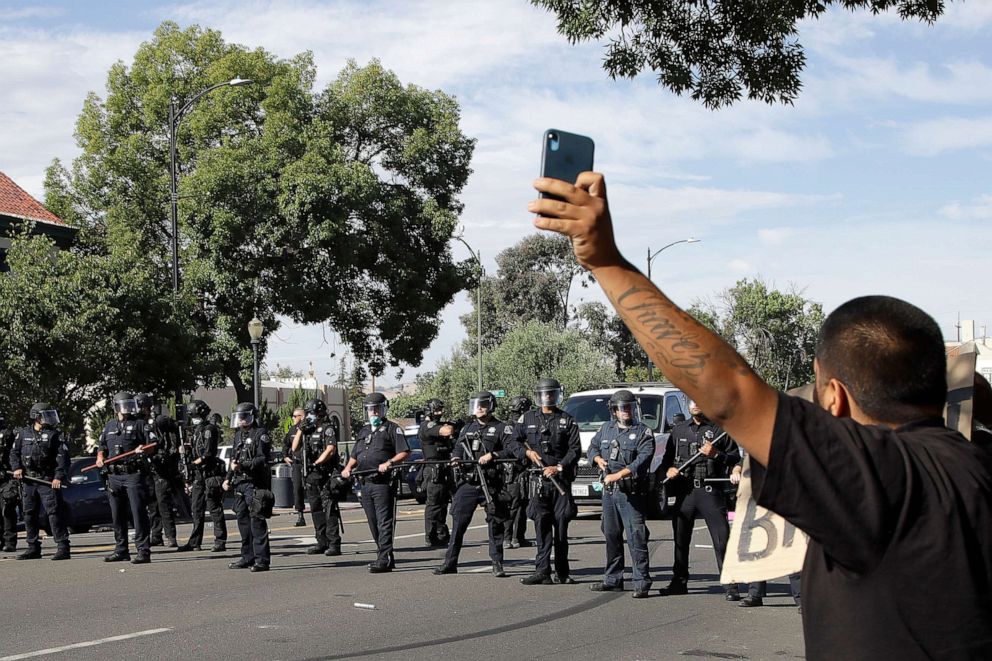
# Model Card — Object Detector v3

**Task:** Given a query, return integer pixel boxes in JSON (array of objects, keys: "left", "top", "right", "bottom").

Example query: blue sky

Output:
[{"left": 2, "top": 0, "right": 990, "bottom": 387}]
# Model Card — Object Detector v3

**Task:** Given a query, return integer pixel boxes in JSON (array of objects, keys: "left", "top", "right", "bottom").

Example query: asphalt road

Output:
[{"left": 0, "top": 504, "right": 804, "bottom": 660}]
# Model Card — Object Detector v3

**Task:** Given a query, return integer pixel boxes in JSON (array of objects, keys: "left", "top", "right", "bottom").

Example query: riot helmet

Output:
[
  {"left": 112, "top": 391, "right": 138, "bottom": 417},
  {"left": 304, "top": 399, "right": 327, "bottom": 417},
  {"left": 30, "top": 402, "right": 60, "bottom": 427},
  {"left": 534, "top": 377, "right": 564, "bottom": 409},
  {"left": 468, "top": 391, "right": 497, "bottom": 419},
  {"left": 425, "top": 398, "right": 445, "bottom": 420},
  {"left": 608, "top": 390, "right": 641, "bottom": 427},
  {"left": 508, "top": 395, "right": 532, "bottom": 417},
  {"left": 190, "top": 399, "right": 211, "bottom": 425},
  {"left": 135, "top": 393, "right": 154, "bottom": 413},
  {"left": 364, "top": 392, "right": 389, "bottom": 424},
  {"left": 230, "top": 402, "right": 257, "bottom": 429}
]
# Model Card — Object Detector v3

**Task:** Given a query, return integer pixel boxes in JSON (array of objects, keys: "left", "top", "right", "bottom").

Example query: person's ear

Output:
[{"left": 815, "top": 358, "right": 851, "bottom": 418}]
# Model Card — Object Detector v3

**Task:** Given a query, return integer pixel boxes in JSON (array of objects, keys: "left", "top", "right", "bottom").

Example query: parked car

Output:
[{"left": 37, "top": 456, "right": 114, "bottom": 534}]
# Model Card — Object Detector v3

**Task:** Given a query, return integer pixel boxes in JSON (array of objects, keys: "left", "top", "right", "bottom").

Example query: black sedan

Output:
[{"left": 32, "top": 457, "right": 114, "bottom": 534}]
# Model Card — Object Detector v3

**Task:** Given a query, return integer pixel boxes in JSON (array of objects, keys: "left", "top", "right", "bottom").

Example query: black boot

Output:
[
  {"left": 492, "top": 561, "right": 507, "bottom": 578},
  {"left": 17, "top": 548, "right": 42, "bottom": 560},
  {"left": 294, "top": 513, "right": 306, "bottom": 527},
  {"left": 520, "top": 572, "right": 553, "bottom": 585},
  {"left": 51, "top": 547, "right": 71, "bottom": 561}
]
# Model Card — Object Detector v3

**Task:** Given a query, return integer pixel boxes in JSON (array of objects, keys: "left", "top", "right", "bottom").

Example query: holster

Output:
[{"left": 249, "top": 488, "right": 275, "bottom": 518}]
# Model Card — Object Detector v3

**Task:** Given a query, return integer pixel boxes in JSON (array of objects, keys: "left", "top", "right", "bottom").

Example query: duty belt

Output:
[{"left": 108, "top": 461, "right": 143, "bottom": 475}]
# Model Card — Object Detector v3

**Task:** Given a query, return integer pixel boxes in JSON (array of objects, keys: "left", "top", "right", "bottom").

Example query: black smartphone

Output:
[{"left": 539, "top": 129, "right": 595, "bottom": 200}]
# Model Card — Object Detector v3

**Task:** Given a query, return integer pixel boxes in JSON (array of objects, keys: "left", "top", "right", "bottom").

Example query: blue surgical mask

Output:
[{"left": 370, "top": 416, "right": 382, "bottom": 427}]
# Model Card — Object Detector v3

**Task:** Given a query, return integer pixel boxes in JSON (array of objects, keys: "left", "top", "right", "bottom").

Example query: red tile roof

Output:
[{"left": 0, "top": 171, "right": 66, "bottom": 226}]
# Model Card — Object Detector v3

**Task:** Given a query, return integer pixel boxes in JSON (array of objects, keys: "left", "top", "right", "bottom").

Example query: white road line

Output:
[
  {"left": 694, "top": 544, "right": 713, "bottom": 549},
  {"left": 0, "top": 628, "right": 172, "bottom": 661},
  {"left": 352, "top": 524, "right": 489, "bottom": 545}
]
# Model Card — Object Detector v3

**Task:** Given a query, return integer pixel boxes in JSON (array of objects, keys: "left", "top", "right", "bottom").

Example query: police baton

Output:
[
  {"left": 81, "top": 442, "right": 159, "bottom": 473},
  {"left": 5, "top": 471, "right": 65, "bottom": 489},
  {"left": 661, "top": 431, "right": 727, "bottom": 485}
]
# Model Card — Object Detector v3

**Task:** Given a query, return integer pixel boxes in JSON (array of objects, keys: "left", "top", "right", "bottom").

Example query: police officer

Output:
[
  {"left": 659, "top": 400, "right": 741, "bottom": 599},
  {"left": 341, "top": 393, "right": 410, "bottom": 573},
  {"left": 177, "top": 400, "right": 228, "bottom": 553},
  {"left": 11, "top": 403, "right": 71, "bottom": 560},
  {"left": 137, "top": 394, "right": 181, "bottom": 548},
  {"left": 588, "top": 390, "right": 656, "bottom": 598},
  {"left": 282, "top": 408, "right": 307, "bottom": 527},
  {"left": 98, "top": 391, "right": 155, "bottom": 563},
  {"left": 292, "top": 399, "right": 342, "bottom": 556},
  {"left": 433, "top": 392, "right": 517, "bottom": 578},
  {"left": 518, "top": 377, "right": 581, "bottom": 585},
  {"left": 418, "top": 398, "right": 458, "bottom": 548},
  {"left": 503, "top": 395, "right": 532, "bottom": 549},
  {"left": 0, "top": 413, "right": 20, "bottom": 552},
  {"left": 224, "top": 402, "right": 272, "bottom": 572}
]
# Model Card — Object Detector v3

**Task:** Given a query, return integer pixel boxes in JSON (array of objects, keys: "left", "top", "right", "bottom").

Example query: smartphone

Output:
[{"left": 539, "top": 129, "right": 595, "bottom": 200}]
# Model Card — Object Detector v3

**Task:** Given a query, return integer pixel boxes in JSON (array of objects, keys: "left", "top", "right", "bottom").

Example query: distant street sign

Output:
[{"left": 493, "top": 390, "right": 507, "bottom": 398}]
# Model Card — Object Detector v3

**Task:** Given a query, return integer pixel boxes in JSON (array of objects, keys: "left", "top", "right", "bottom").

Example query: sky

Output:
[{"left": 1, "top": 0, "right": 990, "bottom": 388}]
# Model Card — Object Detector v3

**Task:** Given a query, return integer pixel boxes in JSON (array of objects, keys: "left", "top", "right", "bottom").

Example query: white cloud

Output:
[
  {"left": 730, "top": 128, "right": 833, "bottom": 162},
  {"left": 940, "top": 3, "right": 992, "bottom": 29},
  {"left": 903, "top": 115, "right": 992, "bottom": 155},
  {"left": 758, "top": 228, "right": 796, "bottom": 245},
  {"left": 727, "top": 258, "right": 753, "bottom": 273},
  {"left": 939, "top": 194, "right": 992, "bottom": 220},
  {"left": 0, "top": 7, "right": 65, "bottom": 20}
]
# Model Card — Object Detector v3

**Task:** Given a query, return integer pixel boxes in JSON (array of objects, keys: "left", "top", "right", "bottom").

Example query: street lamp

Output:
[
  {"left": 168, "top": 77, "right": 254, "bottom": 411},
  {"left": 645, "top": 237, "right": 700, "bottom": 380},
  {"left": 248, "top": 317, "right": 264, "bottom": 408},
  {"left": 453, "top": 229, "right": 483, "bottom": 391}
]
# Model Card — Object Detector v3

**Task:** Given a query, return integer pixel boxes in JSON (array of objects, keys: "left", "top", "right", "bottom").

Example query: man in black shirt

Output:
[
  {"left": 660, "top": 400, "right": 741, "bottom": 600},
  {"left": 417, "top": 398, "right": 458, "bottom": 548},
  {"left": 530, "top": 171, "right": 992, "bottom": 660},
  {"left": 282, "top": 408, "right": 307, "bottom": 526}
]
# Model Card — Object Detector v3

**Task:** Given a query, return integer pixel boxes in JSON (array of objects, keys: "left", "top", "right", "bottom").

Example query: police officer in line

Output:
[
  {"left": 588, "top": 390, "right": 656, "bottom": 598},
  {"left": 0, "top": 413, "right": 20, "bottom": 552},
  {"left": 224, "top": 402, "right": 272, "bottom": 572},
  {"left": 503, "top": 395, "right": 533, "bottom": 549},
  {"left": 10, "top": 403, "right": 71, "bottom": 560},
  {"left": 341, "top": 392, "right": 410, "bottom": 573},
  {"left": 417, "top": 398, "right": 458, "bottom": 548},
  {"left": 434, "top": 392, "right": 517, "bottom": 578},
  {"left": 282, "top": 408, "right": 307, "bottom": 527},
  {"left": 177, "top": 400, "right": 228, "bottom": 553},
  {"left": 97, "top": 392, "right": 156, "bottom": 564},
  {"left": 292, "top": 399, "right": 342, "bottom": 556},
  {"left": 518, "top": 378, "right": 581, "bottom": 585},
  {"left": 660, "top": 399, "right": 741, "bottom": 599},
  {"left": 138, "top": 393, "right": 181, "bottom": 548}
]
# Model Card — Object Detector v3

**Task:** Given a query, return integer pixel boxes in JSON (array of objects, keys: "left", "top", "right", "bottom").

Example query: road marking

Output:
[
  {"left": 694, "top": 544, "right": 713, "bottom": 549},
  {"left": 0, "top": 628, "right": 172, "bottom": 660}
]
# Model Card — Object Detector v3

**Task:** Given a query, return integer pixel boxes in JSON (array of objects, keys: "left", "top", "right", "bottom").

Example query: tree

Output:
[
  {"left": 688, "top": 278, "right": 823, "bottom": 391},
  {"left": 46, "top": 22, "right": 475, "bottom": 404},
  {"left": 532, "top": 0, "right": 947, "bottom": 108},
  {"left": 421, "top": 319, "right": 614, "bottom": 419},
  {"left": 574, "top": 301, "right": 647, "bottom": 380},
  {"left": 460, "top": 233, "right": 592, "bottom": 349}
]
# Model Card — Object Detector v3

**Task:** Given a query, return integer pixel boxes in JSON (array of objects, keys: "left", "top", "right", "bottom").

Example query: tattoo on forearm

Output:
[{"left": 611, "top": 285, "right": 751, "bottom": 386}]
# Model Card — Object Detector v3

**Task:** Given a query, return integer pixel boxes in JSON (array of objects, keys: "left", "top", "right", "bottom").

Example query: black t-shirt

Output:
[{"left": 752, "top": 392, "right": 992, "bottom": 660}]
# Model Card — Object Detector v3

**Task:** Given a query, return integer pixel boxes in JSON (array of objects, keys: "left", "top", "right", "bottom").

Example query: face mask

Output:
[
  {"left": 191, "top": 417, "right": 203, "bottom": 426},
  {"left": 370, "top": 416, "right": 382, "bottom": 427}
]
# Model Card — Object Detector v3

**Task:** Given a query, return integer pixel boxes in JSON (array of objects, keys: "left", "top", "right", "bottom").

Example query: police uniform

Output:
[
  {"left": 503, "top": 417, "right": 530, "bottom": 548},
  {"left": 303, "top": 419, "right": 341, "bottom": 554},
  {"left": 352, "top": 420, "right": 409, "bottom": 570},
  {"left": 588, "top": 420, "right": 655, "bottom": 591},
  {"left": 282, "top": 422, "right": 306, "bottom": 516},
  {"left": 229, "top": 425, "right": 272, "bottom": 569},
  {"left": 0, "top": 425, "right": 20, "bottom": 551},
  {"left": 666, "top": 417, "right": 740, "bottom": 594},
  {"left": 181, "top": 419, "right": 228, "bottom": 551},
  {"left": 418, "top": 417, "right": 457, "bottom": 546},
  {"left": 11, "top": 426, "right": 70, "bottom": 556},
  {"left": 519, "top": 408, "right": 581, "bottom": 582},
  {"left": 143, "top": 414, "right": 182, "bottom": 546},
  {"left": 437, "top": 418, "right": 516, "bottom": 574},
  {"left": 99, "top": 417, "right": 154, "bottom": 560}
]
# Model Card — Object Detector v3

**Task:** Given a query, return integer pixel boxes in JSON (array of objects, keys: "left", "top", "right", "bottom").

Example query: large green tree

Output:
[
  {"left": 688, "top": 278, "right": 824, "bottom": 390},
  {"left": 46, "top": 22, "right": 475, "bottom": 404},
  {"left": 574, "top": 301, "right": 648, "bottom": 380},
  {"left": 532, "top": 0, "right": 948, "bottom": 108}
]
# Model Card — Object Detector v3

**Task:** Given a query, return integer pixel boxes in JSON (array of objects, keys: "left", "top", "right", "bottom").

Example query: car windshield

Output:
[{"left": 563, "top": 395, "right": 664, "bottom": 432}]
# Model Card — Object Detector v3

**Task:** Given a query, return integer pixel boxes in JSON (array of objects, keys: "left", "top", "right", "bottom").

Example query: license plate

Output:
[{"left": 571, "top": 484, "right": 590, "bottom": 497}]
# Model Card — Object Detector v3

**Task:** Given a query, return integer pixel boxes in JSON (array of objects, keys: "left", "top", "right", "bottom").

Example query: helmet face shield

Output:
[
  {"left": 230, "top": 410, "right": 254, "bottom": 428},
  {"left": 610, "top": 401, "right": 641, "bottom": 426},
  {"left": 36, "top": 409, "right": 61, "bottom": 426},
  {"left": 468, "top": 396, "right": 495, "bottom": 418},
  {"left": 535, "top": 387, "right": 563, "bottom": 409},
  {"left": 113, "top": 398, "right": 138, "bottom": 416},
  {"left": 364, "top": 402, "right": 389, "bottom": 421}
]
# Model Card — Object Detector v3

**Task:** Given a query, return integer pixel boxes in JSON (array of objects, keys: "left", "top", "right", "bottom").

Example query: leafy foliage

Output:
[{"left": 532, "top": 0, "right": 947, "bottom": 107}]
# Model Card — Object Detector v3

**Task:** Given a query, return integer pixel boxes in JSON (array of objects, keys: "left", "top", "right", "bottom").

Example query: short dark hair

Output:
[{"left": 815, "top": 295, "right": 946, "bottom": 424}]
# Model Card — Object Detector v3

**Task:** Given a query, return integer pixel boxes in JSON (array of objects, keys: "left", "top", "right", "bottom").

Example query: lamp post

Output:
[
  {"left": 168, "top": 77, "right": 254, "bottom": 409},
  {"left": 453, "top": 230, "right": 483, "bottom": 390},
  {"left": 248, "top": 317, "right": 264, "bottom": 408},
  {"left": 645, "top": 237, "right": 700, "bottom": 380}
]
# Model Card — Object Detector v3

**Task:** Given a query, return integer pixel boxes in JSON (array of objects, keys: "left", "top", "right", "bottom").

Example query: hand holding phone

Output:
[{"left": 540, "top": 129, "right": 595, "bottom": 201}]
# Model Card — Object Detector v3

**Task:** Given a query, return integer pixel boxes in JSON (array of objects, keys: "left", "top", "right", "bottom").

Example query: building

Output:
[
  {"left": 946, "top": 320, "right": 992, "bottom": 384},
  {"left": 0, "top": 171, "right": 76, "bottom": 270}
]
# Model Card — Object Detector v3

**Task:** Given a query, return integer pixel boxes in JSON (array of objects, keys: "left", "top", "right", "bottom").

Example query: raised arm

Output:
[{"left": 529, "top": 173, "right": 779, "bottom": 466}]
